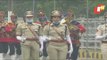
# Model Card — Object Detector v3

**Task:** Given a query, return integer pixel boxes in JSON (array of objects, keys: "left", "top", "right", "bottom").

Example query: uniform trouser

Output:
[
  {"left": 71, "top": 44, "right": 79, "bottom": 60},
  {"left": 21, "top": 40, "right": 39, "bottom": 60},
  {"left": 101, "top": 43, "right": 107, "bottom": 60},
  {"left": 47, "top": 42, "right": 68, "bottom": 60},
  {"left": 0, "top": 42, "right": 8, "bottom": 53},
  {"left": 8, "top": 43, "right": 21, "bottom": 55},
  {"left": 66, "top": 44, "right": 79, "bottom": 60},
  {"left": 43, "top": 42, "right": 48, "bottom": 57},
  {"left": 0, "top": 42, "right": 8, "bottom": 60}
]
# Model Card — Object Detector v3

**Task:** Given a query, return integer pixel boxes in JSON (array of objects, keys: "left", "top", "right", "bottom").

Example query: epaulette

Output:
[{"left": 35, "top": 21, "right": 41, "bottom": 24}]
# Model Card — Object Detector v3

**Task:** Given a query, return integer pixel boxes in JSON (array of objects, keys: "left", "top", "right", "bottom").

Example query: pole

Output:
[
  {"left": 8, "top": 0, "right": 13, "bottom": 11},
  {"left": 8, "top": 0, "right": 13, "bottom": 22},
  {"left": 33, "top": 0, "right": 35, "bottom": 15},
  {"left": 86, "top": 0, "right": 90, "bottom": 59},
  {"left": 54, "top": 0, "right": 56, "bottom": 10},
  {"left": 11, "top": 0, "right": 13, "bottom": 11},
  {"left": 86, "top": 0, "right": 89, "bottom": 19}
]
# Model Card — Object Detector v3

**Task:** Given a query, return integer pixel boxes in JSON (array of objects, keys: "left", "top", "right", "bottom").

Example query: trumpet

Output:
[{"left": 60, "top": 17, "right": 78, "bottom": 30}]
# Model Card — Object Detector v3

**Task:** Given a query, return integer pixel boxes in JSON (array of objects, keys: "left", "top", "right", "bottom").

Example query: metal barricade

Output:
[{"left": 76, "top": 18, "right": 104, "bottom": 60}]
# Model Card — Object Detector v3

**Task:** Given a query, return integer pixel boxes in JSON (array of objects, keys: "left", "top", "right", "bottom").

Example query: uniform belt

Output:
[
  {"left": 49, "top": 39, "right": 67, "bottom": 43},
  {"left": 26, "top": 38, "right": 38, "bottom": 41},
  {"left": 102, "top": 41, "right": 107, "bottom": 43},
  {"left": 26, "top": 39, "right": 36, "bottom": 41}
]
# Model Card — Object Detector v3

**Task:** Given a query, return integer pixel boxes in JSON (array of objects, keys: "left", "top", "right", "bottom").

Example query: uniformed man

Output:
[
  {"left": 0, "top": 11, "right": 8, "bottom": 60},
  {"left": 40, "top": 10, "right": 73, "bottom": 60},
  {"left": 7, "top": 12, "right": 21, "bottom": 60},
  {"left": 95, "top": 12, "right": 107, "bottom": 60},
  {"left": 16, "top": 11, "right": 40, "bottom": 60},
  {"left": 61, "top": 9, "right": 86, "bottom": 60}
]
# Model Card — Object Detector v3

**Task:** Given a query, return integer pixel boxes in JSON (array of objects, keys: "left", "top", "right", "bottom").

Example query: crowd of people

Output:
[{"left": 0, "top": 9, "right": 87, "bottom": 60}]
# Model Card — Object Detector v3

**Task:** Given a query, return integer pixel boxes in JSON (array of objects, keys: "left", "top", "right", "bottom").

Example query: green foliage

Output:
[{"left": 0, "top": 0, "right": 107, "bottom": 17}]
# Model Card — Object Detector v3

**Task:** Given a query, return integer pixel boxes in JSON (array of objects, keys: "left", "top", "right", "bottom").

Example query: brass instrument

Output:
[{"left": 60, "top": 17, "right": 79, "bottom": 31}]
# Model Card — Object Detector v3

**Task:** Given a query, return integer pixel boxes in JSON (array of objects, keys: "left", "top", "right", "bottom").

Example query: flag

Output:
[{"left": 94, "top": 4, "right": 105, "bottom": 14}]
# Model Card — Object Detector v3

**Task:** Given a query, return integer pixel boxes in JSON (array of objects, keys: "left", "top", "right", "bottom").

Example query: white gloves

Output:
[
  {"left": 39, "top": 36, "right": 44, "bottom": 53},
  {"left": 66, "top": 35, "right": 73, "bottom": 55},
  {"left": 39, "top": 36, "right": 48, "bottom": 42},
  {"left": 39, "top": 36, "right": 52, "bottom": 53},
  {"left": 39, "top": 36, "right": 48, "bottom": 54},
  {"left": 16, "top": 36, "right": 26, "bottom": 42},
  {"left": 95, "top": 34, "right": 107, "bottom": 40},
  {"left": 68, "top": 44, "right": 73, "bottom": 56},
  {"left": 68, "top": 45, "right": 73, "bottom": 58}
]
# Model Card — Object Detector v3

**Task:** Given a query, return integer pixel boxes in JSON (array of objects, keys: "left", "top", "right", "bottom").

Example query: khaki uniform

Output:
[
  {"left": 16, "top": 22, "right": 40, "bottom": 60},
  {"left": 43, "top": 24, "right": 69, "bottom": 60},
  {"left": 96, "top": 24, "right": 107, "bottom": 60}
]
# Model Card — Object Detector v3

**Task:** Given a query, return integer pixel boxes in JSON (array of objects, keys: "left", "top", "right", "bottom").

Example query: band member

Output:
[
  {"left": 61, "top": 9, "right": 86, "bottom": 60},
  {"left": 6, "top": 12, "right": 21, "bottom": 60}
]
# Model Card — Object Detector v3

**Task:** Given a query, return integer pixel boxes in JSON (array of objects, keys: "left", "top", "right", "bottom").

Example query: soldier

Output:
[
  {"left": 61, "top": 9, "right": 86, "bottom": 60},
  {"left": 0, "top": 11, "right": 8, "bottom": 60},
  {"left": 16, "top": 11, "right": 40, "bottom": 60},
  {"left": 36, "top": 11, "right": 49, "bottom": 60},
  {"left": 6, "top": 12, "right": 21, "bottom": 60},
  {"left": 40, "top": 10, "right": 73, "bottom": 60},
  {"left": 95, "top": 12, "right": 107, "bottom": 60}
]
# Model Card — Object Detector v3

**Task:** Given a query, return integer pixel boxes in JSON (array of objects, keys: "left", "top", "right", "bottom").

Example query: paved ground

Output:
[{"left": 1, "top": 48, "right": 103, "bottom": 60}]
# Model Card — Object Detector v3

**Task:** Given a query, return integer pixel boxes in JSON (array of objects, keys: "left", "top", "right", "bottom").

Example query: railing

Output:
[{"left": 76, "top": 18, "right": 104, "bottom": 60}]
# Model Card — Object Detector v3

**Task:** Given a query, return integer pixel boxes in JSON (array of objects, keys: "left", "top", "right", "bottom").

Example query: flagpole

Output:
[{"left": 86, "top": 0, "right": 90, "bottom": 59}]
